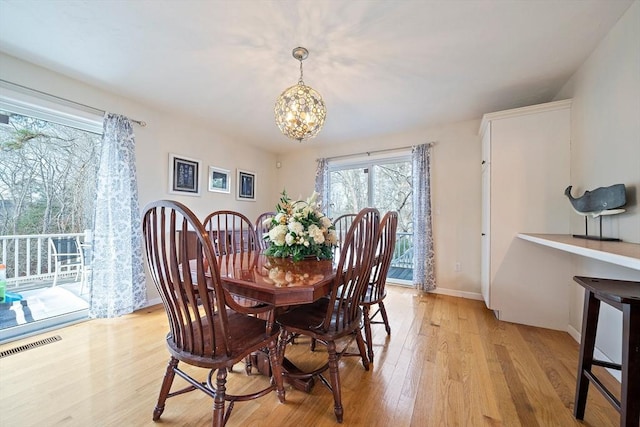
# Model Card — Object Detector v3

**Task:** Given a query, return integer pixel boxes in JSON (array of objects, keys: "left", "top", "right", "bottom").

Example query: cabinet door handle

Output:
[
  {"left": 481, "top": 160, "right": 486, "bottom": 165},
  {"left": 481, "top": 233, "right": 486, "bottom": 236}
]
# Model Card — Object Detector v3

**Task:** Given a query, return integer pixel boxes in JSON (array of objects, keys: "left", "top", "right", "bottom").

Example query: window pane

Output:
[
  {"left": 0, "top": 110, "right": 101, "bottom": 235},
  {"left": 328, "top": 167, "right": 369, "bottom": 218},
  {"left": 372, "top": 161, "right": 413, "bottom": 233}
]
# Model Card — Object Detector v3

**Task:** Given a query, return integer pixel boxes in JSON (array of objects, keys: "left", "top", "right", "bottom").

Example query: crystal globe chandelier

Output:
[{"left": 274, "top": 47, "right": 327, "bottom": 142}]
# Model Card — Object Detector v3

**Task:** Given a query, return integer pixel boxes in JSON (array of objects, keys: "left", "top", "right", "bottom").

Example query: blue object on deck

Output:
[{"left": 3, "top": 292, "right": 23, "bottom": 303}]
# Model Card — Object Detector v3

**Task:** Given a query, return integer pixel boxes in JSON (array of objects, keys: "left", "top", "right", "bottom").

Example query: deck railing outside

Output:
[
  {"left": 1, "top": 230, "right": 412, "bottom": 290},
  {"left": 391, "top": 232, "right": 413, "bottom": 269},
  {"left": 0, "top": 232, "right": 87, "bottom": 289}
]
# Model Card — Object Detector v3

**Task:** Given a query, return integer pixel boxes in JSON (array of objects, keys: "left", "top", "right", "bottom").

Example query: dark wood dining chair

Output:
[
  {"left": 276, "top": 207, "right": 379, "bottom": 423},
  {"left": 332, "top": 213, "right": 356, "bottom": 248},
  {"left": 254, "top": 211, "right": 276, "bottom": 251},
  {"left": 361, "top": 211, "right": 398, "bottom": 362},
  {"left": 204, "top": 210, "right": 271, "bottom": 374},
  {"left": 142, "top": 200, "right": 285, "bottom": 427},
  {"left": 203, "top": 210, "right": 259, "bottom": 256},
  {"left": 330, "top": 213, "right": 356, "bottom": 261}
]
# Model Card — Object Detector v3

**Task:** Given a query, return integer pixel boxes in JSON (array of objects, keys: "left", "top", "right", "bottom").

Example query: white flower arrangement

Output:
[{"left": 263, "top": 191, "right": 337, "bottom": 261}]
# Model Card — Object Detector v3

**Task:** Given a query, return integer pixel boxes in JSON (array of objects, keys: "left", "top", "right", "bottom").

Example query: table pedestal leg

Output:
[{"left": 282, "top": 358, "right": 315, "bottom": 393}]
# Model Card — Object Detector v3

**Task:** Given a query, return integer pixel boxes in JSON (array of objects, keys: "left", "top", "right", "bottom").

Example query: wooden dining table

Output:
[
  {"left": 215, "top": 251, "right": 338, "bottom": 392},
  {"left": 216, "top": 251, "right": 337, "bottom": 307}
]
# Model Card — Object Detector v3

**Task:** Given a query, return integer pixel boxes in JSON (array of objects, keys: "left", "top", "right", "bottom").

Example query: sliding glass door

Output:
[
  {"left": 328, "top": 155, "right": 413, "bottom": 284},
  {"left": 0, "top": 96, "right": 101, "bottom": 342}
]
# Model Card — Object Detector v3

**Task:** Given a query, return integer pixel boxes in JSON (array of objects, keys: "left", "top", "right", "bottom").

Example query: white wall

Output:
[
  {"left": 554, "top": 1, "right": 640, "bottom": 367},
  {"left": 2, "top": 0, "right": 637, "bottom": 337},
  {"left": 0, "top": 50, "right": 483, "bottom": 302},
  {"left": 0, "top": 52, "right": 279, "bottom": 303},
  {"left": 277, "top": 120, "right": 483, "bottom": 298},
  {"left": 276, "top": 1, "right": 640, "bottom": 318}
]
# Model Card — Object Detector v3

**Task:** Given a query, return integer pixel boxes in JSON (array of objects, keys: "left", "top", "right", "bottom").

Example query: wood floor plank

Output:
[
  {"left": 494, "top": 342, "right": 541, "bottom": 427},
  {"left": 461, "top": 328, "right": 502, "bottom": 425},
  {"left": 0, "top": 287, "right": 620, "bottom": 426}
]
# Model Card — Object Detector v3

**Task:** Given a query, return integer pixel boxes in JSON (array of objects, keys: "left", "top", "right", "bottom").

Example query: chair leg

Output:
[
  {"left": 213, "top": 368, "right": 227, "bottom": 427},
  {"left": 326, "top": 341, "right": 344, "bottom": 423},
  {"left": 153, "top": 357, "right": 178, "bottom": 421},
  {"left": 621, "top": 304, "right": 640, "bottom": 426},
  {"left": 268, "top": 339, "right": 286, "bottom": 403},
  {"left": 574, "top": 291, "right": 600, "bottom": 420},
  {"left": 362, "top": 305, "right": 374, "bottom": 362},
  {"left": 355, "top": 328, "right": 370, "bottom": 371},
  {"left": 379, "top": 301, "right": 391, "bottom": 335}
]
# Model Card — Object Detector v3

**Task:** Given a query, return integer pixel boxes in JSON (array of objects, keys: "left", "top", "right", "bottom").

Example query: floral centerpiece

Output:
[{"left": 263, "top": 191, "right": 337, "bottom": 261}]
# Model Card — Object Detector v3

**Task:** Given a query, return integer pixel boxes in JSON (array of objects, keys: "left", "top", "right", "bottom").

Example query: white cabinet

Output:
[{"left": 479, "top": 100, "right": 573, "bottom": 330}]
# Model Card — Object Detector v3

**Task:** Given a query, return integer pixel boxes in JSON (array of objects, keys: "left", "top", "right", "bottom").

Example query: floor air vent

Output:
[{"left": 0, "top": 335, "right": 62, "bottom": 358}]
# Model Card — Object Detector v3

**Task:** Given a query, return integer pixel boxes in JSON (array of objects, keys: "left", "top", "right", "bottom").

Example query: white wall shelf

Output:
[{"left": 517, "top": 233, "right": 640, "bottom": 271}]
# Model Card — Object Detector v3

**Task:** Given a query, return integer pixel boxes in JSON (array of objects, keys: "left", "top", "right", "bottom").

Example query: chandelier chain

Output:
[{"left": 298, "top": 59, "right": 304, "bottom": 85}]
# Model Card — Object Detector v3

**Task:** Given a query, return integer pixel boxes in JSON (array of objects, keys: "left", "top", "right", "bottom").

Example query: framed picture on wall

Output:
[
  {"left": 168, "top": 153, "right": 201, "bottom": 196},
  {"left": 236, "top": 169, "right": 256, "bottom": 201},
  {"left": 208, "top": 166, "right": 230, "bottom": 193}
]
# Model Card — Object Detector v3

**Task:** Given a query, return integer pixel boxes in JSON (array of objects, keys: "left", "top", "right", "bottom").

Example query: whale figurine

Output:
[{"left": 564, "top": 184, "right": 626, "bottom": 217}]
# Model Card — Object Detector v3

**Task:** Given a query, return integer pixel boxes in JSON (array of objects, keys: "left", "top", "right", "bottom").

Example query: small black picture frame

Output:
[
  {"left": 236, "top": 169, "right": 256, "bottom": 201},
  {"left": 169, "top": 153, "right": 201, "bottom": 196}
]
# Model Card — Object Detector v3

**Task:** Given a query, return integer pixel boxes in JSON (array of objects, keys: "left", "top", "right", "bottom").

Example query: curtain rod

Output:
[
  {"left": 0, "top": 79, "right": 147, "bottom": 127},
  {"left": 321, "top": 141, "right": 435, "bottom": 162}
]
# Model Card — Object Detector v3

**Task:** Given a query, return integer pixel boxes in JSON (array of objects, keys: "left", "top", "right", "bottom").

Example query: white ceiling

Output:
[{"left": 0, "top": 0, "right": 633, "bottom": 153}]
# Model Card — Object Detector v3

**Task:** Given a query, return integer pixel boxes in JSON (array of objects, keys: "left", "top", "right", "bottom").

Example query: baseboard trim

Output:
[
  {"left": 387, "top": 281, "right": 484, "bottom": 301},
  {"left": 567, "top": 324, "right": 580, "bottom": 342},
  {"left": 427, "top": 287, "right": 484, "bottom": 301},
  {"left": 145, "top": 296, "right": 162, "bottom": 307}
]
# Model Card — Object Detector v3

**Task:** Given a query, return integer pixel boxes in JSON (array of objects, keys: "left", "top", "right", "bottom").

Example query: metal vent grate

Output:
[{"left": 0, "top": 335, "right": 62, "bottom": 358}]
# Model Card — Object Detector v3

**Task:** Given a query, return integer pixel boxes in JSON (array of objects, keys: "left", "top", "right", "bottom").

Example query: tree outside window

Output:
[{"left": 0, "top": 110, "right": 100, "bottom": 275}]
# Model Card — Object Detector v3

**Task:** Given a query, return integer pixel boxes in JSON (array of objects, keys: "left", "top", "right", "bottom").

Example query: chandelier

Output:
[{"left": 274, "top": 47, "right": 327, "bottom": 142}]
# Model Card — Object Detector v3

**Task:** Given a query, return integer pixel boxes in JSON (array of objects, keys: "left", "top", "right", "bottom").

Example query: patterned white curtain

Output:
[
  {"left": 412, "top": 143, "right": 436, "bottom": 291},
  {"left": 89, "top": 113, "right": 147, "bottom": 317},
  {"left": 314, "top": 158, "right": 329, "bottom": 212}
]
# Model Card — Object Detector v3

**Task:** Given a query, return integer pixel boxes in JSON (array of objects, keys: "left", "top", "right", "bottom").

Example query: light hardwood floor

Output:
[{"left": 0, "top": 286, "right": 620, "bottom": 426}]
